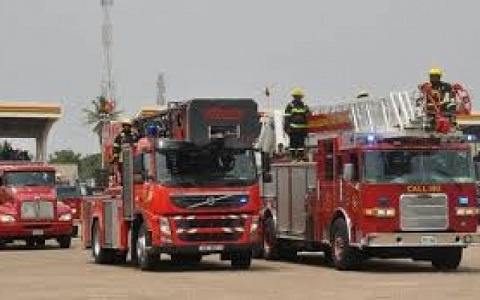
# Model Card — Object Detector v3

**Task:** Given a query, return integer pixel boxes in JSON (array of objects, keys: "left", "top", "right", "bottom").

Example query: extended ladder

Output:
[{"left": 312, "top": 91, "right": 426, "bottom": 133}]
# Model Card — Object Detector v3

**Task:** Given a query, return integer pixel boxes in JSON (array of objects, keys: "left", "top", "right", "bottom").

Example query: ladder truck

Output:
[
  {"left": 82, "top": 98, "right": 269, "bottom": 270},
  {"left": 258, "top": 91, "right": 480, "bottom": 270}
]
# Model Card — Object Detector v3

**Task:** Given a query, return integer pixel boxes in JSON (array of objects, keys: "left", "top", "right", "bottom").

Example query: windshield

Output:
[
  {"left": 364, "top": 150, "right": 474, "bottom": 184},
  {"left": 155, "top": 149, "right": 257, "bottom": 187},
  {"left": 4, "top": 171, "right": 56, "bottom": 186},
  {"left": 56, "top": 186, "right": 80, "bottom": 198}
]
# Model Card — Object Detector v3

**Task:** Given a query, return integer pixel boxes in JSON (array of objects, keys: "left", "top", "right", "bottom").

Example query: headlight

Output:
[
  {"left": 59, "top": 213, "right": 72, "bottom": 221},
  {"left": 0, "top": 214, "right": 15, "bottom": 223},
  {"left": 250, "top": 216, "right": 260, "bottom": 233},
  {"left": 159, "top": 217, "right": 171, "bottom": 235}
]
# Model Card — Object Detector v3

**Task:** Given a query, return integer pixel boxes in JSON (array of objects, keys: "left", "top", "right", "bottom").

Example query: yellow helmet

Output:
[
  {"left": 429, "top": 68, "right": 443, "bottom": 76},
  {"left": 119, "top": 116, "right": 133, "bottom": 125},
  {"left": 291, "top": 87, "right": 305, "bottom": 98}
]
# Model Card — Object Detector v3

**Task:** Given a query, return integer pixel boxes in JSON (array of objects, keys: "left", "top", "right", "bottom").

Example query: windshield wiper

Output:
[{"left": 187, "top": 194, "right": 235, "bottom": 209}]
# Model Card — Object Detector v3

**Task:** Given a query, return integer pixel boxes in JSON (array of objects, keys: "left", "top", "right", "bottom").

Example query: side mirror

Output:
[
  {"left": 262, "top": 173, "right": 273, "bottom": 183},
  {"left": 343, "top": 163, "right": 354, "bottom": 182}
]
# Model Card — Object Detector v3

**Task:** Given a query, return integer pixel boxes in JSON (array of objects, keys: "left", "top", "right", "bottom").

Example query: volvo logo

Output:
[{"left": 205, "top": 197, "right": 217, "bottom": 206}]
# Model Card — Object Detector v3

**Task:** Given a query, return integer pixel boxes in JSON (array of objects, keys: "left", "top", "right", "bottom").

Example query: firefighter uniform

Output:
[
  {"left": 284, "top": 87, "right": 310, "bottom": 161},
  {"left": 428, "top": 68, "right": 456, "bottom": 114},
  {"left": 112, "top": 118, "right": 140, "bottom": 184}
]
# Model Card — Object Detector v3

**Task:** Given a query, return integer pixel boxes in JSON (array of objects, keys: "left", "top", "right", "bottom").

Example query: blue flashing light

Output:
[
  {"left": 366, "top": 134, "right": 376, "bottom": 143},
  {"left": 239, "top": 197, "right": 248, "bottom": 204},
  {"left": 467, "top": 135, "right": 476, "bottom": 142},
  {"left": 458, "top": 196, "right": 469, "bottom": 206}
]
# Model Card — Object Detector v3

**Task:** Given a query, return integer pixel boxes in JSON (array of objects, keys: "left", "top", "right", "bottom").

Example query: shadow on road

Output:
[
  {"left": 278, "top": 253, "right": 480, "bottom": 274},
  {"left": 87, "top": 257, "right": 274, "bottom": 273},
  {"left": 0, "top": 244, "right": 66, "bottom": 252}
]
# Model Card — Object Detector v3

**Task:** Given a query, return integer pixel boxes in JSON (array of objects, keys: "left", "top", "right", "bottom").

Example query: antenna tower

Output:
[{"left": 101, "top": 0, "right": 115, "bottom": 104}]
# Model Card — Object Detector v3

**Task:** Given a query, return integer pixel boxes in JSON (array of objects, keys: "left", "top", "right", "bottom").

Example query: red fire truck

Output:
[
  {"left": 258, "top": 91, "right": 480, "bottom": 270},
  {"left": 82, "top": 99, "right": 268, "bottom": 270},
  {"left": 0, "top": 102, "right": 73, "bottom": 248}
]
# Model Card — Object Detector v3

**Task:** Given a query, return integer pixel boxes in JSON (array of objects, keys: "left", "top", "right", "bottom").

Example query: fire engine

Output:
[
  {"left": 0, "top": 102, "right": 73, "bottom": 249},
  {"left": 82, "top": 98, "right": 268, "bottom": 270},
  {"left": 257, "top": 89, "right": 480, "bottom": 270}
]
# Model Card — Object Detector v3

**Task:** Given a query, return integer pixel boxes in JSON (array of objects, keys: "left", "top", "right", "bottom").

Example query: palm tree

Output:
[{"left": 83, "top": 96, "right": 122, "bottom": 147}]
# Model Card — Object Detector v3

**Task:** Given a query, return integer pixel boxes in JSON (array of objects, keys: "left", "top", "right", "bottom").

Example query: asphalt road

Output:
[{"left": 1, "top": 239, "right": 480, "bottom": 300}]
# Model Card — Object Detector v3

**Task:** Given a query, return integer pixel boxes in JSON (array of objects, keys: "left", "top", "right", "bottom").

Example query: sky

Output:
[{"left": 0, "top": 0, "right": 479, "bottom": 155}]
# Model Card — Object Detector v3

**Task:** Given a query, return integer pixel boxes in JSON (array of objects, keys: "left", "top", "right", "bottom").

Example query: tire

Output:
[
  {"left": 136, "top": 223, "right": 160, "bottom": 271},
  {"left": 26, "top": 238, "right": 35, "bottom": 248},
  {"left": 35, "top": 238, "right": 46, "bottom": 248},
  {"left": 58, "top": 236, "right": 71, "bottom": 249},
  {"left": 171, "top": 254, "right": 202, "bottom": 265},
  {"left": 231, "top": 252, "right": 252, "bottom": 269},
  {"left": 72, "top": 225, "right": 79, "bottom": 238},
  {"left": 330, "top": 218, "right": 362, "bottom": 270},
  {"left": 262, "top": 218, "right": 279, "bottom": 260},
  {"left": 431, "top": 247, "right": 462, "bottom": 271},
  {"left": 92, "top": 221, "right": 114, "bottom": 264}
]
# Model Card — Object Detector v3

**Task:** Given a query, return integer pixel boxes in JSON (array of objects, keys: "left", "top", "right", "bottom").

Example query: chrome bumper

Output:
[{"left": 360, "top": 232, "right": 480, "bottom": 248}]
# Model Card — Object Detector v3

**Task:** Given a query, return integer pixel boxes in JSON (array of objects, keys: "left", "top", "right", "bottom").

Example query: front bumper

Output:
[
  {"left": 360, "top": 232, "right": 480, "bottom": 248},
  {"left": 0, "top": 222, "right": 73, "bottom": 240},
  {"left": 149, "top": 243, "right": 261, "bottom": 255}
]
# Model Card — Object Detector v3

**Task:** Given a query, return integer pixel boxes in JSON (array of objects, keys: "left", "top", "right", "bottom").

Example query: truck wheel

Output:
[
  {"left": 26, "top": 238, "right": 35, "bottom": 248},
  {"left": 92, "top": 221, "right": 114, "bottom": 264},
  {"left": 262, "top": 218, "right": 279, "bottom": 260},
  {"left": 72, "top": 225, "right": 79, "bottom": 238},
  {"left": 231, "top": 252, "right": 252, "bottom": 269},
  {"left": 36, "top": 238, "right": 46, "bottom": 248},
  {"left": 58, "top": 236, "right": 71, "bottom": 249},
  {"left": 0, "top": 239, "right": 6, "bottom": 249},
  {"left": 136, "top": 223, "right": 160, "bottom": 271},
  {"left": 431, "top": 247, "right": 462, "bottom": 271},
  {"left": 330, "top": 218, "right": 362, "bottom": 270}
]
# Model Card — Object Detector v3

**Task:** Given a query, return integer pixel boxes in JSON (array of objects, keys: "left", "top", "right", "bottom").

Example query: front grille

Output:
[
  {"left": 179, "top": 232, "right": 242, "bottom": 242},
  {"left": 171, "top": 194, "right": 248, "bottom": 209},
  {"left": 400, "top": 194, "right": 448, "bottom": 231},
  {"left": 174, "top": 215, "right": 247, "bottom": 242},
  {"left": 21, "top": 201, "right": 55, "bottom": 220},
  {"left": 176, "top": 218, "right": 245, "bottom": 229}
]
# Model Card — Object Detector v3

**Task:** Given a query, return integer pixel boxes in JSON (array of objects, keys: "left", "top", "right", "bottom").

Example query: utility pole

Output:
[{"left": 157, "top": 73, "right": 166, "bottom": 106}]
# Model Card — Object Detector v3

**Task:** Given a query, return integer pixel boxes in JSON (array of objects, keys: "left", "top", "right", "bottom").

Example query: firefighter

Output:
[
  {"left": 425, "top": 68, "right": 456, "bottom": 116},
  {"left": 112, "top": 117, "right": 140, "bottom": 182},
  {"left": 284, "top": 87, "right": 310, "bottom": 161}
]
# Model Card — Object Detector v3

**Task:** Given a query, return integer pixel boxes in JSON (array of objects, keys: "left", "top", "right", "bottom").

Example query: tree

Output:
[
  {"left": 48, "top": 150, "right": 82, "bottom": 164},
  {"left": 79, "top": 153, "right": 102, "bottom": 181},
  {"left": 0, "top": 141, "right": 32, "bottom": 161},
  {"left": 83, "top": 96, "right": 122, "bottom": 146}
]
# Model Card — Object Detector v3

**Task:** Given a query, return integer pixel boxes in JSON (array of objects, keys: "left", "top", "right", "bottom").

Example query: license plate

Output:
[
  {"left": 421, "top": 235, "right": 436, "bottom": 245},
  {"left": 199, "top": 245, "right": 224, "bottom": 252},
  {"left": 32, "top": 229, "right": 44, "bottom": 236}
]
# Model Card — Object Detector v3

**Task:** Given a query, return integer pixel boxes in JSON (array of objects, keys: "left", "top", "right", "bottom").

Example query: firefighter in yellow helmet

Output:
[
  {"left": 428, "top": 68, "right": 455, "bottom": 114},
  {"left": 112, "top": 117, "right": 140, "bottom": 165},
  {"left": 284, "top": 87, "right": 311, "bottom": 161}
]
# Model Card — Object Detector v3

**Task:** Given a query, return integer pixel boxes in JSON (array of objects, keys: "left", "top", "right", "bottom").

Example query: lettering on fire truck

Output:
[
  {"left": 202, "top": 107, "right": 245, "bottom": 121},
  {"left": 406, "top": 185, "right": 442, "bottom": 193}
]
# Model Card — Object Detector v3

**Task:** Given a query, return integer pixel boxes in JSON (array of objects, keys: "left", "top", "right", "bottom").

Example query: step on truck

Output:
[
  {"left": 82, "top": 98, "right": 269, "bottom": 270},
  {"left": 258, "top": 90, "right": 480, "bottom": 270},
  {"left": 0, "top": 102, "right": 73, "bottom": 249}
]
